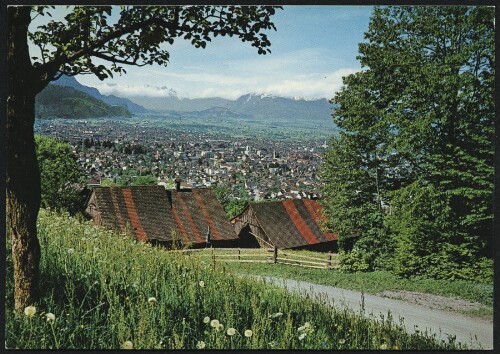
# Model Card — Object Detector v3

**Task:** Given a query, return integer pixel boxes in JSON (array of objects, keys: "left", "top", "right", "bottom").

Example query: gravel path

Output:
[{"left": 255, "top": 276, "right": 493, "bottom": 350}]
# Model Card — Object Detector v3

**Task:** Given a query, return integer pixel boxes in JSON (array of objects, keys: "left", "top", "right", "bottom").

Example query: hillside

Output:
[
  {"left": 35, "top": 84, "right": 132, "bottom": 119},
  {"left": 52, "top": 75, "right": 148, "bottom": 113},
  {"left": 5, "top": 210, "right": 465, "bottom": 350}
]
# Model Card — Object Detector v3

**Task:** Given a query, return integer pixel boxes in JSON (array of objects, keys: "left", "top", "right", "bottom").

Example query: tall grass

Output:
[{"left": 5, "top": 210, "right": 466, "bottom": 349}]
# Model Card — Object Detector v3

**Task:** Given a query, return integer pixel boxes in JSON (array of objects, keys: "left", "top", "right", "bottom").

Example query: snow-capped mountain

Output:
[{"left": 129, "top": 92, "right": 333, "bottom": 122}]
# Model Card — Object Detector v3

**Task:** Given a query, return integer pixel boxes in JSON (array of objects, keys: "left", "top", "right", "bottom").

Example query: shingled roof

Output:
[
  {"left": 85, "top": 186, "right": 237, "bottom": 245},
  {"left": 235, "top": 199, "right": 337, "bottom": 249},
  {"left": 166, "top": 188, "right": 238, "bottom": 244}
]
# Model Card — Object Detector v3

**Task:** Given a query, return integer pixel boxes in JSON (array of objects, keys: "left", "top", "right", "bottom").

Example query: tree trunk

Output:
[{"left": 7, "top": 6, "right": 41, "bottom": 311}]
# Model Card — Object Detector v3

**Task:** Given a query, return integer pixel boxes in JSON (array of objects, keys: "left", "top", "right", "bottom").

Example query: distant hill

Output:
[
  {"left": 52, "top": 75, "right": 148, "bottom": 113},
  {"left": 184, "top": 107, "right": 253, "bottom": 120},
  {"left": 229, "top": 93, "right": 332, "bottom": 121},
  {"left": 36, "top": 84, "right": 132, "bottom": 119},
  {"left": 130, "top": 94, "right": 230, "bottom": 112}
]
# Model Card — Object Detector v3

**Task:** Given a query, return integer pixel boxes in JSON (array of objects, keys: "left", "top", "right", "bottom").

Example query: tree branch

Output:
[
  {"left": 34, "top": 14, "right": 179, "bottom": 90},
  {"left": 91, "top": 51, "right": 149, "bottom": 66}
]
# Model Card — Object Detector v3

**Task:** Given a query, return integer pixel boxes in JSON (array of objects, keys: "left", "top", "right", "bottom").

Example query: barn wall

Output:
[
  {"left": 233, "top": 207, "right": 274, "bottom": 248},
  {"left": 84, "top": 192, "right": 102, "bottom": 225}
]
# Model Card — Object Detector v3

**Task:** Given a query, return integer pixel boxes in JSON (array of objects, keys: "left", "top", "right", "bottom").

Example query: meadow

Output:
[{"left": 5, "top": 210, "right": 466, "bottom": 350}]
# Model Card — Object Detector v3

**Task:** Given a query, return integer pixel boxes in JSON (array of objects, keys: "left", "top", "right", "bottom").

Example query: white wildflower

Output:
[
  {"left": 122, "top": 340, "right": 133, "bottom": 349},
  {"left": 24, "top": 306, "right": 36, "bottom": 318},
  {"left": 298, "top": 333, "right": 307, "bottom": 340}
]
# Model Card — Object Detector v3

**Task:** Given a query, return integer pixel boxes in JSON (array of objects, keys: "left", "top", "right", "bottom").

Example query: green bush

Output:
[{"left": 36, "top": 135, "right": 85, "bottom": 214}]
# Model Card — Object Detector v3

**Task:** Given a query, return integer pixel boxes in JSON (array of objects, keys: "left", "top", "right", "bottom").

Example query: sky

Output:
[{"left": 30, "top": 6, "right": 373, "bottom": 100}]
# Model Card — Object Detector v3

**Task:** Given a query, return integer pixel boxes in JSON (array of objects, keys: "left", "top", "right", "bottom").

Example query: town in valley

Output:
[{"left": 35, "top": 116, "right": 331, "bottom": 202}]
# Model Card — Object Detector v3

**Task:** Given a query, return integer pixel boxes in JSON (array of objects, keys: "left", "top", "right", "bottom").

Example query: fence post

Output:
[
  {"left": 273, "top": 246, "right": 278, "bottom": 264},
  {"left": 238, "top": 248, "right": 241, "bottom": 261},
  {"left": 211, "top": 247, "right": 215, "bottom": 270},
  {"left": 328, "top": 251, "right": 332, "bottom": 270}
]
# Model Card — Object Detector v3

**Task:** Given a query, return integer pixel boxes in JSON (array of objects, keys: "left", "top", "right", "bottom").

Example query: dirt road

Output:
[{"left": 256, "top": 276, "right": 493, "bottom": 350}]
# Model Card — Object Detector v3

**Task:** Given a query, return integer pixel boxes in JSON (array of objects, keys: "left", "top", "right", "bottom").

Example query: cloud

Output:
[
  {"left": 89, "top": 67, "right": 359, "bottom": 100},
  {"left": 88, "top": 45, "right": 361, "bottom": 100},
  {"left": 93, "top": 83, "right": 179, "bottom": 98}
]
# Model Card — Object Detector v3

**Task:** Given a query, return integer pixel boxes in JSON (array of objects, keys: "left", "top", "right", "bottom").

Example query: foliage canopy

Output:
[{"left": 320, "top": 6, "right": 494, "bottom": 282}]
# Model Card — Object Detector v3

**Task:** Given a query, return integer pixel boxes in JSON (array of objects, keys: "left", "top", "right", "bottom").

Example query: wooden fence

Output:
[{"left": 173, "top": 247, "right": 339, "bottom": 270}]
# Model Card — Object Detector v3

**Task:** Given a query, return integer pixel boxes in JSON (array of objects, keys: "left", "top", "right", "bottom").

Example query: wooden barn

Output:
[
  {"left": 84, "top": 185, "right": 238, "bottom": 248},
  {"left": 231, "top": 199, "right": 338, "bottom": 251}
]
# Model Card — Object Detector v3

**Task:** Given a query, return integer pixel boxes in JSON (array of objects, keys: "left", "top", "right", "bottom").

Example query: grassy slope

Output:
[
  {"left": 191, "top": 249, "right": 493, "bottom": 317},
  {"left": 5, "top": 210, "right": 466, "bottom": 350}
]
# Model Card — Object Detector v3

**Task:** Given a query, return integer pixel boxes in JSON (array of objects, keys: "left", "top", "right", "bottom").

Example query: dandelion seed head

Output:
[
  {"left": 380, "top": 343, "right": 388, "bottom": 350},
  {"left": 210, "top": 319, "right": 219, "bottom": 328},
  {"left": 24, "top": 306, "right": 36, "bottom": 318},
  {"left": 199, "top": 280, "right": 205, "bottom": 288},
  {"left": 122, "top": 340, "right": 133, "bottom": 349},
  {"left": 196, "top": 340, "right": 206, "bottom": 349},
  {"left": 299, "top": 333, "right": 307, "bottom": 340},
  {"left": 46, "top": 313, "right": 55, "bottom": 322},
  {"left": 67, "top": 248, "right": 74, "bottom": 254},
  {"left": 148, "top": 297, "right": 157, "bottom": 305},
  {"left": 203, "top": 316, "right": 210, "bottom": 324},
  {"left": 269, "top": 312, "right": 283, "bottom": 319},
  {"left": 216, "top": 323, "right": 224, "bottom": 332},
  {"left": 339, "top": 338, "right": 346, "bottom": 345},
  {"left": 227, "top": 328, "right": 236, "bottom": 336},
  {"left": 244, "top": 329, "right": 253, "bottom": 338}
]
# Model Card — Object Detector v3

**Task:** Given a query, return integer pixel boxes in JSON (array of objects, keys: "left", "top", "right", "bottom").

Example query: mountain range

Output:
[
  {"left": 49, "top": 76, "right": 334, "bottom": 122},
  {"left": 129, "top": 92, "right": 333, "bottom": 122}
]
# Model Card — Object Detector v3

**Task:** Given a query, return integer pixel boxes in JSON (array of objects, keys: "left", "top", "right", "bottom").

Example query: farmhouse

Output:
[
  {"left": 231, "top": 199, "right": 338, "bottom": 251},
  {"left": 84, "top": 185, "right": 238, "bottom": 247}
]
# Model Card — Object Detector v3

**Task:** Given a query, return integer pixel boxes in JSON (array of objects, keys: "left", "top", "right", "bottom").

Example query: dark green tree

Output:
[
  {"left": 131, "top": 175, "right": 158, "bottom": 186},
  {"left": 320, "top": 6, "right": 494, "bottom": 280},
  {"left": 214, "top": 184, "right": 249, "bottom": 219},
  {"left": 35, "top": 135, "right": 85, "bottom": 214},
  {"left": 7, "top": 5, "right": 280, "bottom": 311}
]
